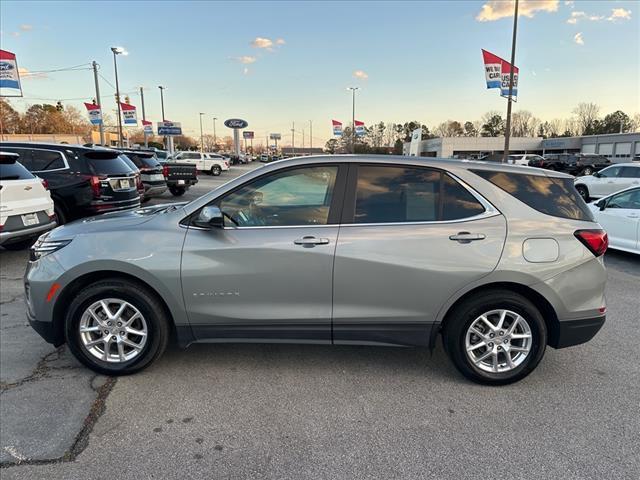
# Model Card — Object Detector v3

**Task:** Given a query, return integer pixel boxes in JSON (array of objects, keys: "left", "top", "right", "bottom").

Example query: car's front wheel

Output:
[
  {"left": 443, "top": 290, "right": 547, "bottom": 385},
  {"left": 575, "top": 184, "right": 589, "bottom": 201},
  {"left": 581, "top": 167, "right": 594, "bottom": 176},
  {"left": 64, "top": 279, "right": 170, "bottom": 375}
]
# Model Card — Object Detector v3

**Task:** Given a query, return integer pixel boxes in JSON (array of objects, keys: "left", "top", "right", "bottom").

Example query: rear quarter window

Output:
[
  {"left": 83, "top": 152, "right": 136, "bottom": 176},
  {"left": 0, "top": 161, "right": 35, "bottom": 180},
  {"left": 472, "top": 169, "right": 594, "bottom": 221}
]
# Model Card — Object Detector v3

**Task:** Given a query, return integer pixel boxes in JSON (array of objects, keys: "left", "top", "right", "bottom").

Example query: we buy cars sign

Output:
[{"left": 0, "top": 49, "right": 22, "bottom": 96}]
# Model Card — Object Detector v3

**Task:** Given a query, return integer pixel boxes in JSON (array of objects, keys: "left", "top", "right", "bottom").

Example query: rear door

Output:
[
  {"left": 332, "top": 164, "right": 506, "bottom": 346},
  {"left": 597, "top": 188, "right": 640, "bottom": 252},
  {"left": 591, "top": 165, "right": 625, "bottom": 197}
]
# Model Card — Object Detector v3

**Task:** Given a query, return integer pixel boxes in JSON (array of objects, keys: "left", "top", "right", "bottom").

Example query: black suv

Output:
[
  {"left": 118, "top": 150, "right": 167, "bottom": 202},
  {"left": 0, "top": 143, "right": 140, "bottom": 224},
  {"left": 530, "top": 153, "right": 611, "bottom": 176}
]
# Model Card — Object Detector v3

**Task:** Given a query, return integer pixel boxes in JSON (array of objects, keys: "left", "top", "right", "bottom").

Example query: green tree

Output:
[
  {"left": 599, "top": 111, "right": 632, "bottom": 134},
  {"left": 463, "top": 121, "right": 478, "bottom": 137},
  {"left": 324, "top": 138, "right": 339, "bottom": 154},
  {"left": 481, "top": 114, "right": 505, "bottom": 137}
]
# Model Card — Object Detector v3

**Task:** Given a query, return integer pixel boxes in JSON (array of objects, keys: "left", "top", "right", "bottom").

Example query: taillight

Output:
[
  {"left": 225, "top": 161, "right": 229, "bottom": 167},
  {"left": 574, "top": 229, "right": 608, "bottom": 257},
  {"left": 41, "top": 179, "right": 49, "bottom": 190},
  {"left": 90, "top": 176, "right": 103, "bottom": 198},
  {"left": 162, "top": 165, "right": 169, "bottom": 177}
]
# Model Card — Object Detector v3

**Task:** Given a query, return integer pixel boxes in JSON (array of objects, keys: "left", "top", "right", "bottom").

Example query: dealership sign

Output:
[
  {"left": 157, "top": 121, "right": 182, "bottom": 136},
  {"left": 332, "top": 120, "right": 343, "bottom": 137},
  {"left": 84, "top": 102, "right": 102, "bottom": 125},
  {"left": 224, "top": 118, "right": 248, "bottom": 129},
  {"left": 243, "top": 131, "right": 254, "bottom": 139},
  {"left": 0, "top": 49, "right": 22, "bottom": 96},
  {"left": 269, "top": 133, "right": 281, "bottom": 140},
  {"left": 120, "top": 102, "right": 137, "bottom": 125},
  {"left": 482, "top": 49, "right": 518, "bottom": 100},
  {"left": 355, "top": 120, "right": 365, "bottom": 137}
]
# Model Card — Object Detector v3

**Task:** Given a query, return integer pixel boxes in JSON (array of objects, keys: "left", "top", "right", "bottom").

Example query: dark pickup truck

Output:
[
  {"left": 529, "top": 153, "right": 611, "bottom": 176},
  {"left": 155, "top": 156, "right": 198, "bottom": 196}
]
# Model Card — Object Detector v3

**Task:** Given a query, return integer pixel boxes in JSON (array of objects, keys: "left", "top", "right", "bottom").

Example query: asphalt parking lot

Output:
[{"left": 1, "top": 162, "right": 639, "bottom": 479}]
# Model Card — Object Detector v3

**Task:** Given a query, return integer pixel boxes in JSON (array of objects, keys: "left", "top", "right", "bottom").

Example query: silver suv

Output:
[{"left": 25, "top": 156, "right": 608, "bottom": 385}]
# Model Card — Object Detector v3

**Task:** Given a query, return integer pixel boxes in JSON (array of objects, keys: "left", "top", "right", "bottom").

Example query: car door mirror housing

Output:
[
  {"left": 593, "top": 172, "right": 600, "bottom": 178},
  {"left": 194, "top": 205, "right": 224, "bottom": 228},
  {"left": 596, "top": 200, "right": 606, "bottom": 211}
]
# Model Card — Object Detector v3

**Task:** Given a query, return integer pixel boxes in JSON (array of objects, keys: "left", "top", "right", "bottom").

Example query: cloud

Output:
[
  {"left": 243, "top": 67, "right": 250, "bottom": 75},
  {"left": 353, "top": 70, "right": 369, "bottom": 80},
  {"left": 251, "top": 37, "right": 273, "bottom": 49},
  {"left": 564, "top": 1, "right": 574, "bottom": 6},
  {"left": 18, "top": 67, "right": 47, "bottom": 80},
  {"left": 19, "top": 24, "right": 33, "bottom": 31},
  {"left": 10, "top": 31, "right": 20, "bottom": 37},
  {"left": 275, "top": 38, "right": 285, "bottom": 45},
  {"left": 234, "top": 55, "right": 257, "bottom": 64},
  {"left": 573, "top": 32, "right": 584, "bottom": 45},
  {"left": 566, "top": 10, "right": 584, "bottom": 23},
  {"left": 476, "top": 0, "right": 559, "bottom": 22},
  {"left": 608, "top": 8, "right": 631, "bottom": 21}
]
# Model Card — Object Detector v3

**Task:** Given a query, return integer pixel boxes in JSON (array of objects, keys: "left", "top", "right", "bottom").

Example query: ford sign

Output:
[
  {"left": 224, "top": 118, "right": 248, "bottom": 129},
  {"left": 0, "top": 62, "right": 15, "bottom": 71}
]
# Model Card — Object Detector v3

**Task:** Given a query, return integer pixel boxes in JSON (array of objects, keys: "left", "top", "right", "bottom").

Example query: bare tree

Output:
[{"left": 573, "top": 102, "right": 601, "bottom": 135}]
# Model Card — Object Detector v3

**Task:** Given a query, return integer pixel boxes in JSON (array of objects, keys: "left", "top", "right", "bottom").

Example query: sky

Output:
[{"left": 1, "top": 0, "right": 638, "bottom": 146}]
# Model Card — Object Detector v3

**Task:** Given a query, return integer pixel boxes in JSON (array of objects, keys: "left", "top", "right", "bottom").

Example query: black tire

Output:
[
  {"left": 581, "top": 167, "right": 593, "bottom": 176},
  {"left": 442, "top": 290, "right": 547, "bottom": 385},
  {"left": 210, "top": 165, "right": 222, "bottom": 176},
  {"left": 575, "top": 184, "right": 589, "bottom": 201},
  {"left": 169, "top": 186, "right": 186, "bottom": 196},
  {"left": 64, "top": 279, "right": 170, "bottom": 375},
  {"left": 3, "top": 238, "right": 37, "bottom": 250},
  {"left": 54, "top": 203, "right": 67, "bottom": 225}
]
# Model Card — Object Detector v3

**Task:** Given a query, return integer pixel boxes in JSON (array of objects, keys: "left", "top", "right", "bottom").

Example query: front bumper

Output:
[
  {"left": 548, "top": 315, "right": 606, "bottom": 348},
  {"left": 26, "top": 307, "right": 63, "bottom": 345},
  {"left": 0, "top": 220, "right": 57, "bottom": 246}
]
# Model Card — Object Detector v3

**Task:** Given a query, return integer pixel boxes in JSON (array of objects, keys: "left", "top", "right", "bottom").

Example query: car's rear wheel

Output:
[
  {"left": 581, "top": 167, "right": 594, "bottom": 176},
  {"left": 169, "top": 186, "right": 186, "bottom": 196},
  {"left": 443, "top": 290, "right": 547, "bottom": 385},
  {"left": 210, "top": 165, "right": 222, "bottom": 176},
  {"left": 575, "top": 184, "right": 589, "bottom": 201},
  {"left": 64, "top": 279, "right": 170, "bottom": 375}
]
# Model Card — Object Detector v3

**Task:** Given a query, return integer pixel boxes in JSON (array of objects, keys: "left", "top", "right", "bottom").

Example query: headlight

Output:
[{"left": 30, "top": 236, "right": 72, "bottom": 261}]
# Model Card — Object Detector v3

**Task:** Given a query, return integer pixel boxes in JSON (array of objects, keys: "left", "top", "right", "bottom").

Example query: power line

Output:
[{"left": 21, "top": 63, "right": 93, "bottom": 75}]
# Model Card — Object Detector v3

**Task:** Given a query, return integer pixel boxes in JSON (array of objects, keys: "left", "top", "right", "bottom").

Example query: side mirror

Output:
[
  {"left": 193, "top": 205, "right": 224, "bottom": 228},
  {"left": 596, "top": 200, "right": 606, "bottom": 211}
]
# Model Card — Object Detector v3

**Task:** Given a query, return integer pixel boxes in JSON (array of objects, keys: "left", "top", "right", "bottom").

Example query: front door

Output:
[
  {"left": 598, "top": 188, "right": 640, "bottom": 252},
  {"left": 181, "top": 164, "right": 345, "bottom": 343},
  {"left": 332, "top": 164, "right": 507, "bottom": 346}
]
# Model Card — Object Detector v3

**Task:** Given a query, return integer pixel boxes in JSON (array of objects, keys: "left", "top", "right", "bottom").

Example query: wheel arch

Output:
[{"left": 430, "top": 281, "right": 559, "bottom": 349}]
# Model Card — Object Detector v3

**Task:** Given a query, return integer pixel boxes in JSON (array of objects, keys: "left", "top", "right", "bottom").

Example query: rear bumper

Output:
[
  {"left": 548, "top": 315, "right": 606, "bottom": 349},
  {"left": 0, "top": 220, "right": 57, "bottom": 246},
  {"left": 143, "top": 183, "right": 168, "bottom": 198},
  {"left": 87, "top": 197, "right": 141, "bottom": 214}
]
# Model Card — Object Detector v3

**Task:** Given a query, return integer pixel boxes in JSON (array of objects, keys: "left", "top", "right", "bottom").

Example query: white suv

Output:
[
  {"left": 171, "top": 151, "right": 230, "bottom": 176},
  {"left": 0, "top": 152, "right": 56, "bottom": 249},
  {"left": 574, "top": 163, "right": 640, "bottom": 201}
]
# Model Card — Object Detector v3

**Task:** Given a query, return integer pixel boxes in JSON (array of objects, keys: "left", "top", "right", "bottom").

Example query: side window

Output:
[
  {"left": 32, "top": 150, "right": 66, "bottom": 171},
  {"left": 1, "top": 148, "right": 34, "bottom": 170},
  {"left": 607, "top": 189, "right": 640, "bottom": 209},
  {"left": 619, "top": 167, "right": 640, "bottom": 178},
  {"left": 354, "top": 166, "right": 440, "bottom": 224},
  {"left": 188, "top": 153, "right": 201, "bottom": 160},
  {"left": 599, "top": 166, "right": 622, "bottom": 178},
  {"left": 219, "top": 166, "right": 338, "bottom": 227},
  {"left": 442, "top": 174, "right": 485, "bottom": 220}
]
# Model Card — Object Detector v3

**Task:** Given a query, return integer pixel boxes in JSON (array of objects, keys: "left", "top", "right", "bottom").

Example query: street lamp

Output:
[
  {"left": 199, "top": 112, "right": 205, "bottom": 153},
  {"left": 347, "top": 87, "right": 359, "bottom": 154},
  {"left": 111, "top": 46, "right": 128, "bottom": 147},
  {"left": 212, "top": 117, "right": 218, "bottom": 150},
  {"left": 158, "top": 86, "right": 166, "bottom": 121}
]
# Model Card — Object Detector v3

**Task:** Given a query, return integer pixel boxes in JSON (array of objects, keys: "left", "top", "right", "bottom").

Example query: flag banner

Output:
[
  {"left": 481, "top": 49, "right": 502, "bottom": 89},
  {"left": 84, "top": 102, "right": 102, "bottom": 125},
  {"left": 120, "top": 102, "right": 137, "bottom": 125},
  {"left": 142, "top": 119, "right": 153, "bottom": 134},
  {"left": 0, "top": 49, "right": 22, "bottom": 94},
  {"left": 332, "top": 119, "right": 342, "bottom": 137},
  {"left": 500, "top": 59, "right": 519, "bottom": 99},
  {"left": 354, "top": 120, "right": 365, "bottom": 137},
  {"left": 243, "top": 131, "right": 254, "bottom": 139}
]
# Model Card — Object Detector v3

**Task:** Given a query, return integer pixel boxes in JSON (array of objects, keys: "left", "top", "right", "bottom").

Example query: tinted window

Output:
[
  {"left": 0, "top": 160, "right": 34, "bottom": 180},
  {"left": 472, "top": 170, "right": 593, "bottom": 221},
  {"left": 84, "top": 152, "right": 136, "bottom": 175},
  {"left": 619, "top": 167, "right": 640, "bottom": 178},
  {"left": 599, "top": 166, "right": 622, "bottom": 178},
  {"left": 442, "top": 174, "right": 485, "bottom": 220},
  {"left": 354, "top": 166, "right": 440, "bottom": 223},
  {"left": 219, "top": 166, "right": 338, "bottom": 227},
  {"left": 607, "top": 189, "right": 640, "bottom": 209},
  {"left": 32, "top": 149, "right": 66, "bottom": 171},
  {"left": 1, "top": 147, "right": 33, "bottom": 169}
]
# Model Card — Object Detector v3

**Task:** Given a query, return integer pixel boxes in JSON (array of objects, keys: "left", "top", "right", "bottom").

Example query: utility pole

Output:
[
  {"left": 291, "top": 122, "right": 295, "bottom": 156},
  {"left": 309, "top": 120, "right": 313, "bottom": 154},
  {"left": 348, "top": 87, "right": 359, "bottom": 154},
  {"left": 92, "top": 61, "right": 105, "bottom": 145},
  {"left": 502, "top": 0, "right": 519, "bottom": 163},
  {"left": 140, "top": 86, "right": 148, "bottom": 148},
  {"left": 302, "top": 128, "right": 305, "bottom": 155},
  {"left": 199, "top": 112, "right": 205, "bottom": 152},
  {"left": 110, "top": 47, "right": 126, "bottom": 148},
  {"left": 212, "top": 117, "right": 218, "bottom": 150},
  {"left": 158, "top": 85, "right": 168, "bottom": 152}
]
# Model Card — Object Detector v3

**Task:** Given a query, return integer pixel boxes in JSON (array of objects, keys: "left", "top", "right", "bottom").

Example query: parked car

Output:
[
  {"left": 588, "top": 187, "right": 639, "bottom": 255},
  {"left": 171, "top": 151, "right": 230, "bottom": 176},
  {"left": 507, "top": 154, "right": 543, "bottom": 166},
  {"left": 154, "top": 155, "right": 198, "bottom": 196},
  {"left": 574, "top": 163, "right": 640, "bottom": 201},
  {"left": 531, "top": 153, "right": 611, "bottom": 176},
  {"left": 25, "top": 155, "right": 607, "bottom": 385},
  {"left": 259, "top": 154, "right": 270, "bottom": 163},
  {"left": 0, "top": 152, "right": 56, "bottom": 249},
  {"left": 119, "top": 150, "right": 167, "bottom": 201},
  {"left": 0, "top": 142, "right": 140, "bottom": 224}
]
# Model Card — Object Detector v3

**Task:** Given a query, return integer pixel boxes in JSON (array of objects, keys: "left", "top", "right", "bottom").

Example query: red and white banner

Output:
[
  {"left": 354, "top": 120, "right": 365, "bottom": 137},
  {"left": 84, "top": 102, "right": 102, "bottom": 125},
  {"left": 142, "top": 119, "right": 153, "bottom": 134},
  {"left": 332, "top": 120, "right": 342, "bottom": 137},
  {"left": 120, "top": 102, "right": 137, "bottom": 125},
  {"left": 0, "top": 49, "right": 22, "bottom": 95},
  {"left": 482, "top": 49, "right": 518, "bottom": 99},
  {"left": 500, "top": 59, "right": 518, "bottom": 99}
]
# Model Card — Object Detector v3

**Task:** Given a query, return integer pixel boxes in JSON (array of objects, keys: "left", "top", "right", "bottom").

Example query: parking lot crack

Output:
[{"left": 0, "top": 346, "right": 65, "bottom": 393}]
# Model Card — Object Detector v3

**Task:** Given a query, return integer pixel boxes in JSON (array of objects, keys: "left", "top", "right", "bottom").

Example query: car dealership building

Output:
[{"left": 403, "top": 132, "right": 640, "bottom": 163}]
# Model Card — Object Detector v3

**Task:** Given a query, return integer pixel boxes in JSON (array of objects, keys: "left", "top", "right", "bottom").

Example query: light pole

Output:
[
  {"left": 199, "top": 113, "right": 205, "bottom": 152},
  {"left": 158, "top": 85, "right": 166, "bottom": 120},
  {"left": 111, "top": 46, "right": 127, "bottom": 148},
  {"left": 348, "top": 87, "right": 359, "bottom": 154},
  {"left": 502, "top": 0, "right": 519, "bottom": 163},
  {"left": 140, "top": 86, "right": 148, "bottom": 148},
  {"left": 309, "top": 120, "right": 313, "bottom": 154},
  {"left": 212, "top": 117, "right": 218, "bottom": 150}
]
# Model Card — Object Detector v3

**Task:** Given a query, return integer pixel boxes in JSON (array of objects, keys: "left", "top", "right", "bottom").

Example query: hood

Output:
[{"left": 48, "top": 202, "right": 187, "bottom": 239}]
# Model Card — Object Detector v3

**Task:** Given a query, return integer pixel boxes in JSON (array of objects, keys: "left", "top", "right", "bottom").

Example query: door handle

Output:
[
  {"left": 449, "top": 232, "right": 486, "bottom": 243},
  {"left": 627, "top": 214, "right": 639, "bottom": 218},
  {"left": 293, "top": 236, "right": 330, "bottom": 247}
]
